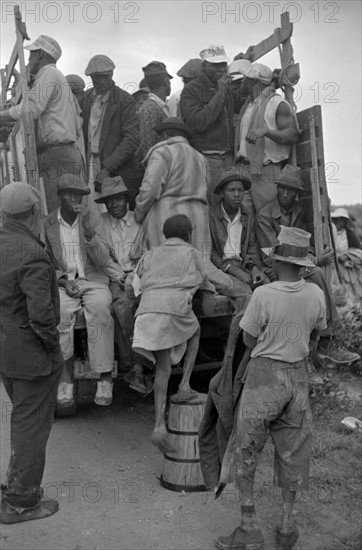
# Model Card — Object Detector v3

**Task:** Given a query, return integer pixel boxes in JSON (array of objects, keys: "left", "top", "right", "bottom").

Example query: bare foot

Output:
[
  {"left": 151, "top": 429, "right": 176, "bottom": 454},
  {"left": 173, "top": 387, "right": 199, "bottom": 402}
]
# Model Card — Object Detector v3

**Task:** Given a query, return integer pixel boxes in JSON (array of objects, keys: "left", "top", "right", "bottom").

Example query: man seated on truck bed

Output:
[
  {"left": 44, "top": 174, "right": 115, "bottom": 408},
  {"left": 209, "top": 169, "right": 269, "bottom": 314},
  {"left": 256, "top": 164, "right": 360, "bottom": 368}
]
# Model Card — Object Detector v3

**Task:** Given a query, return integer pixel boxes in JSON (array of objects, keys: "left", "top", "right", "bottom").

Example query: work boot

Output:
[
  {"left": 306, "top": 356, "right": 323, "bottom": 386},
  {"left": 0, "top": 498, "right": 59, "bottom": 524},
  {"left": 124, "top": 365, "right": 147, "bottom": 394},
  {"left": 318, "top": 340, "right": 360, "bottom": 365},
  {"left": 215, "top": 526, "right": 264, "bottom": 550}
]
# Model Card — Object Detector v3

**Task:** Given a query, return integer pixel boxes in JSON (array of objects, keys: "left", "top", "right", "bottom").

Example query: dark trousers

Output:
[{"left": 1, "top": 357, "right": 62, "bottom": 507}]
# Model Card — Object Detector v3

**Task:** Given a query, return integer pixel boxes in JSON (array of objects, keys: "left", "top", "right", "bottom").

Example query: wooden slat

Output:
[{"left": 247, "top": 18, "right": 293, "bottom": 62}]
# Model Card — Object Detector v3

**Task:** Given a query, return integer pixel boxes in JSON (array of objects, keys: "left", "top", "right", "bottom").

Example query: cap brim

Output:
[
  {"left": 204, "top": 56, "right": 230, "bottom": 64},
  {"left": 24, "top": 43, "right": 40, "bottom": 51},
  {"left": 57, "top": 187, "right": 90, "bottom": 196},
  {"left": 275, "top": 181, "right": 303, "bottom": 191},
  {"left": 230, "top": 74, "right": 244, "bottom": 81}
]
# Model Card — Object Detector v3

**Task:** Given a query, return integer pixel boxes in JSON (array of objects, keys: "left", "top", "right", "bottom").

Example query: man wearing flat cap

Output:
[
  {"left": 0, "top": 36, "right": 84, "bottom": 214},
  {"left": 82, "top": 54, "right": 140, "bottom": 208},
  {"left": 0, "top": 182, "right": 63, "bottom": 523},
  {"left": 234, "top": 62, "right": 299, "bottom": 211},
  {"left": 256, "top": 165, "right": 360, "bottom": 368},
  {"left": 137, "top": 61, "right": 173, "bottom": 160},
  {"left": 167, "top": 58, "right": 202, "bottom": 117},
  {"left": 43, "top": 174, "right": 116, "bottom": 408}
]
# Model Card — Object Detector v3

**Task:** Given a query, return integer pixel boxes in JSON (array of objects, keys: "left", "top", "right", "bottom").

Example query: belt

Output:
[
  {"left": 201, "top": 151, "right": 227, "bottom": 156},
  {"left": 37, "top": 142, "right": 75, "bottom": 153}
]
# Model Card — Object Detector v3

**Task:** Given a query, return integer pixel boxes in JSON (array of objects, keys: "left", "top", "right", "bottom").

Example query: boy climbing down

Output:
[{"left": 131, "top": 214, "right": 214, "bottom": 453}]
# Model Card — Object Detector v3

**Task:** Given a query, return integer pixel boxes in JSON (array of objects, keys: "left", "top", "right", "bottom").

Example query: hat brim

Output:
[
  {"left": 268, "top": 252, "right": 314, "bottom": 267},
  {"left": 155, "top": 123, "right": 192, "bottom": 138},
  {"left": 24, "top": 43, "right": 40, "bottom": 51},
  {"left": 57, "top": 187, "right": 90, "bottom": 196},
  {"left": 94, "top": 190, "right": 131, "bottom": 203},
  {"left": 214, "top": 176, "right": 251, "bottom": 194},
  {"left": 229, "top": 74, "right": 244, "bottom": 81},
  {"left": 275, "top": 180, "right": 304, "bottom": 192}
]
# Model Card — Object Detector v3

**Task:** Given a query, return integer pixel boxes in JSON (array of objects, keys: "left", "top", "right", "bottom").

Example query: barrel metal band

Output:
[
  {"left": 164, "top": 455, "right": 200, "bottom": 463},
  {"left": 167, "top": 428, "right": 199, "bottom": 436}
]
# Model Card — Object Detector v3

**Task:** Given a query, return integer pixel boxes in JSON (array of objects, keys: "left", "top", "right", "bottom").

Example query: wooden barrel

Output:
[{"left": 161, "top": 393, "right": 207, "bottom": 492}]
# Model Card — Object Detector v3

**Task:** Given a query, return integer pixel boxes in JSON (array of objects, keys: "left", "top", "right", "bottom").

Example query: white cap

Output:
[
  {"left": 227, "top": 60, "right": 251, "bottom": 80},
  {"left": 199, "top": 45, "right": 230, "bottom": 64},
  {"left": 244, "top": 63, "right": 273, "bottom": 84},
  {"left": 24, "top": 35, "right": 62, "bottom": 61},
  {"left": 331, "top": 208, "right": 350, "bottom": 220}
]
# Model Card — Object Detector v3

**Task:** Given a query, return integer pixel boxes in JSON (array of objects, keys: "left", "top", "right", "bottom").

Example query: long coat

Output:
[
  {"left": 0, "top": 219, "right": 62, "bottom": 379},
  {"left": 82, "top": 83, "right": 140, "bottom": 184},
  {"left": 134, "top": 136, "right": 211, "bottom": 256}
]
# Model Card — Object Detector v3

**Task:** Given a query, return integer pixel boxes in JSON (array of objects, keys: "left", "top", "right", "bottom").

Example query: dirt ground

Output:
[{"left": 1, "top": 367, "right": 361, "bottom": 550}]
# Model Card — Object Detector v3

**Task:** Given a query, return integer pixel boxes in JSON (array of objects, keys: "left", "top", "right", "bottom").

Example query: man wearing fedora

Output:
[
  {"left": 209, "top": 169, "right": 268, "bottom": 307},
  {"left": 82, "top": 54, "right": 140, "bottom": 208},
  {"left": 0, "top": 36, "right": 84, "bottom": 214},
  {"left": 137, "top": 61, "right": 173, "bottom": 160},
  {"left": 215, "top": 226, "right": 326, "bottom": 550},
  {"left": 180, "top": 45, "right": 236, "bottom": 204},
  {"left": 256, "top": 165, "right": 360, "bottom": 367},
  {"left": 234, "top": 63, "right": 299, "bottom": 212},
  {"left": 0, "top": 182, "right": 62, "bottom": 523},
  {"left": 93, "top": 176, "right": 149, "bottom": 394},
  {"left": 44, "top": 174, "right": 116, "bottom": 407}
]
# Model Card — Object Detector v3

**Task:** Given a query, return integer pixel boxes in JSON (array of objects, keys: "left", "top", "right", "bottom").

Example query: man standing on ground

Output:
[
  {"left": 0, "top": 36, "right": 83, "bottom": 214},
  {"left": 0, "top": 182, "right": 63, "bottom": 523},
  {"left": 215, "top": 226, "right": 326, "bottom": 550}
]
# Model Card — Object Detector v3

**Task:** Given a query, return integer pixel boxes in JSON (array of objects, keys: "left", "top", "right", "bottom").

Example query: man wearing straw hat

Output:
[{"left": 215, "top": 226, "right": 326, "bottom": 550}]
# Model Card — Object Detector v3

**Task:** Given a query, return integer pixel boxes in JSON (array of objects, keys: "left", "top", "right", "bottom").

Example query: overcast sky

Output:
[{"left": 1, "top": 0, "right": 361, "bottom": 205}]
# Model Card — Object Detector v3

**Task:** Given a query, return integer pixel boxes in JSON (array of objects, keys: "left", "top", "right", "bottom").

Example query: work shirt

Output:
[
  {"left": 8, "top": 64, "right": 81, "bottom": 148},
  {"left": 58, "top": 209, "right": 85, "bottom": 280},
  {"left": 88, "top": 90, "right": 110, "bottom": 154},
  {"left": 222, "top": 205, "right": 243, "bottom": 260},
  {"left": 100, "top": 210, "right": 144, "bottom": 273},
  {"left": 240, "top": 279, "right": 327, "bottom": 362}
]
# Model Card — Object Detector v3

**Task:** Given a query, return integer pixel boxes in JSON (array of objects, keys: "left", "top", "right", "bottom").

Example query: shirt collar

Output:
[
  {"left": 221, "top": 204, "right": 242, "bottom": 223},
  {"left": 58, "top": 208, "right": 79, "bottom": 228},
  {"left": 110, "top": 209, "right": 130, "bottom": 229},
  {"left": 148, "top": 93, "right": 167, "bottom": 109}
]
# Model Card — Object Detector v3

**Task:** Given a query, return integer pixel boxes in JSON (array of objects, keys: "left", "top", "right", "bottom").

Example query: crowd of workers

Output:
[{"left": 0, "top": 34, "right": 361, "bottom": 547}]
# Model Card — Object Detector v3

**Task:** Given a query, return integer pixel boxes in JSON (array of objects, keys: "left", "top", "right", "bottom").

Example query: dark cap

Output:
[
  {"left": 155, "top": 117, "right": 192, "bottom": 137},
  {"left": 57, "top": 174, "right": 90, "bottom": 195},
  {"left": 274, "top": 165, "right": 303, "bottom": 191},
  {"left": 142, "top": 61, "right": 173, "bottom": 79}
]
